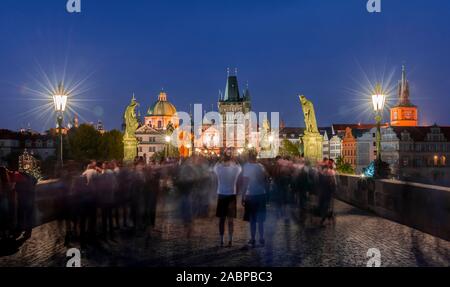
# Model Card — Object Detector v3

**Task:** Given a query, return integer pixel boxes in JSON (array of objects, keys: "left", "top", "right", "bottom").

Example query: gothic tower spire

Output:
[
  {"left": 398, "top": 65, "right": 410, "bottom": 106},
  {"left": 390, "top": 64, "right": 418, "bottom": 127}
]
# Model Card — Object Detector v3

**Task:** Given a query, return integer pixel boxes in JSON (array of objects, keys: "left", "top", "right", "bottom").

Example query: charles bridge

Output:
[{"left": 0, "top": 175, "right": 449, "bottom": 267}]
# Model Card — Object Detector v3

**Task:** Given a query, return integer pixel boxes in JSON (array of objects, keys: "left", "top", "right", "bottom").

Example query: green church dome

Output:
[{"left": 147, "top": 91, "right": 177, "bottom": 116}]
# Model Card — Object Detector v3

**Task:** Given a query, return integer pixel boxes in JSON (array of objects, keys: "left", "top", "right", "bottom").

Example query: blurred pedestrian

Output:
[
  {"left": 14, "top": 171, "right": 37, "bottom": 239},
  {"left": 214, "top": 148, "right": 242, "bottom": 247},
  {"left": 99, "top": 162, "right": 117, "bottom": 240},
  {"left": 81, "top": 161, "right": 99, "bottom": 242},
  {"left": 0, "top": 167, "right": 13, "bottom": 241},
  {"left": 242, "top": 150, "right": 268, "bottom": 248},
  {"left": 318, "top": 159, "right": 337, "bottom": 226}
]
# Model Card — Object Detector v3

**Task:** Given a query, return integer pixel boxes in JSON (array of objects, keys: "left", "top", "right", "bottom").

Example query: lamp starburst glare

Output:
[{"left": 372, "top": 83, "right": 386, "bottom": 112}]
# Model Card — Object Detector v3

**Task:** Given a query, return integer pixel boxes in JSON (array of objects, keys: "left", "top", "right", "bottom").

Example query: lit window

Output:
[
  {"left": 442, "top": 156, "right": 447, "bottom": 166},
  {"left": 434, "top": 155, "right": 439, "bottom": 166}
]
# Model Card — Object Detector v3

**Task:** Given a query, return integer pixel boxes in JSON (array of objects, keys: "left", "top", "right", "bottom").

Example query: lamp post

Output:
[
  {"left": 371, "top": 83, "right": 386, "bottom": 176},
  {"left": 53, "top": 83, "right": 68, "bottom": 168},
  {"left": 165, "top": 135, "right": 171, "bottom": 158}
]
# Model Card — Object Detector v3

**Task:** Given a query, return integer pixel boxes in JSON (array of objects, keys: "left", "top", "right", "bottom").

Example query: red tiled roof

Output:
[{"left": 332, "top": 123, "right": 388, "bottom": 132}]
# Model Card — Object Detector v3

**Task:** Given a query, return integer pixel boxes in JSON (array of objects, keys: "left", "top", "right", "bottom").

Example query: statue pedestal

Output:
[
  {"left": 123, "top": 137, "right": 138, "bottom": 162},
  {"left": 302, "top": 132, "right": 323, "bottom": 163}
]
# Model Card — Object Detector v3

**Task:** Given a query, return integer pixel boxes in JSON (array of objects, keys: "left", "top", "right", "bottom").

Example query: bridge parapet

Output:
[
  {"left": 32, "top": 177, "right": 450, "bottom": 241},
  {"left": 336, "top": 175, "right": 450, "bottom": 241}
]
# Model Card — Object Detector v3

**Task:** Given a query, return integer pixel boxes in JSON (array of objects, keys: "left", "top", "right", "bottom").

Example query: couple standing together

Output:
[{"left": 214, "top": 149, "right": 268, "bottom": 248}]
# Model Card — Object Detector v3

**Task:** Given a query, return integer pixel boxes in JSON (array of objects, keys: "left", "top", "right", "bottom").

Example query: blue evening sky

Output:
[{"left": 1, "top": 0, "right": 450, "bottom": 131}]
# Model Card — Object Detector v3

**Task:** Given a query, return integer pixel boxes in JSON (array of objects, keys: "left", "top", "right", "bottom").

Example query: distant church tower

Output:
[
  {"left": 390, "top": 65, "right": 419, "bottom": 126},
  {"left": 218, "top": 69, "right": 252, "bottom": 149}
]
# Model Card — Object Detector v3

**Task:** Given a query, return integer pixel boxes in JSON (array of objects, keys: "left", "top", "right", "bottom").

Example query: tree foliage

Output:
[
  {"left": 336, "top": 156, "right": 355, "bottom": 175},
  {"left": 279, "top": 139, "right": 301, "bottom": 157},
  {"left": 67, "top": 124, "right": 124, "bottom": 162},
  {"left": 99, "top": 130, "right": 124, "bottom": 161}
]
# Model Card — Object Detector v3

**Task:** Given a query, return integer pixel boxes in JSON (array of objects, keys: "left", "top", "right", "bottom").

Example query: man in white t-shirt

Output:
[{"left": 213, "top": 148, "right": 242, "bottom": 247}]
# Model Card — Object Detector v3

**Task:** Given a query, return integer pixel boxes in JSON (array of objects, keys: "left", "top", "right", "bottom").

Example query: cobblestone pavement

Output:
[{"left": 0, "top": 199, "right": 449, "bottom": 267}]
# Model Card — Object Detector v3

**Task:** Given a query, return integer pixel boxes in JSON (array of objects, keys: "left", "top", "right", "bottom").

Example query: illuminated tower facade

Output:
[
  {"left": 218, "top": 70, "right": 252, "bottom": 149},
  {"left": 390, "top": 65, "right": 419, "bottom": 127}
]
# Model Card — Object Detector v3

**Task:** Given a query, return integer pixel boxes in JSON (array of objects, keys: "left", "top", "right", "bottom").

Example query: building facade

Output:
[
  {"left": 329, "top": 134, "right": 343, "bottom": 161},
  {"left": 321, "top": 131, "right": 330, "bottom": 160},
  {"left": 136, "top": 125, "right": 166, "bottom": 161},
  {"left": 356, "top": 127, "right": 377, "bottom": 173},
  {"left": 136, "top": 91, "right": 179, "bottom": 161},
  {"left": 381, "top": 125, "right": 450, "bottom": 186},
  {"left": 0, "top": 129, "right": 56, "bottom": 167},
  {"left": 342, "top": 127, "right": 357, "bottom": 168},
  {"left": 279, "top": 127, "right": 304, "bottom": 145}
]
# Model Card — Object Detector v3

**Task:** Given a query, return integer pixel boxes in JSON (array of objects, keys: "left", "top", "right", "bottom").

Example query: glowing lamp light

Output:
[
  {"left": 371, "top": 83, "right": 386, "bottom": 112},
  {"left": 53, "top": 94, "right": 68, "bottom": 112},
  {"left": 53, "top": 82, "right": 68, "bottom": 112},
  {"left": 268, "top": 135, "right": 274, "bottom": 143},
  {"left": 247, "top": 143, "right": 253, "bottom": 149},
  {"left": 165, "top": 136, "right": 171, "bottom": 143}
]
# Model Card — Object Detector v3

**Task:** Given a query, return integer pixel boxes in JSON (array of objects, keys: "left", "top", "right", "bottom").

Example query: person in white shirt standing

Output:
[
  {"left": 213, "top": 148, "right": 242, "bottom": 247},
  {"left": 242, "top": 150, "right": 269, "bottom": 248}
]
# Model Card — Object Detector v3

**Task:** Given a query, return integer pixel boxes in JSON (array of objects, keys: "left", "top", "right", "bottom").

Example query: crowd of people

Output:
[
  {"left": 0, "top": 167, "right": 37, "bottom": 248},
  {"left": 0, "top": 149, "right": 339, "bottom": 251}
]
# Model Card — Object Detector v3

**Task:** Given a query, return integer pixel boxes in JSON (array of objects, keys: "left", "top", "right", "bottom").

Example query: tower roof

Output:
[
  {"left": 397, "top": 65, "right": 415, "bottom": 107},
  {"left": 223, "top": 75, "right": 240, "bottom": 102}
]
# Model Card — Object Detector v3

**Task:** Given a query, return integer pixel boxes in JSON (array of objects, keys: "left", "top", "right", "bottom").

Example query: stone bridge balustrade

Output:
[{"left": 336, "top": 175, "right": 450, "bottom": 241}]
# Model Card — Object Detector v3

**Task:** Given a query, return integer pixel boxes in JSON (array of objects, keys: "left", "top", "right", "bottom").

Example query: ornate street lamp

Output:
[
  {"left": 372, "top": 83, "right": 386, "bottom": 177},
  {"left": 53, "top": 82, "right": 68, "bottom": 168}
]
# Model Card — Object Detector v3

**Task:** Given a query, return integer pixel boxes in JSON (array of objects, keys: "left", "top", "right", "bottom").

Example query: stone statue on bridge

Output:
[
  {"left": 299, "top": 95, "right": 322, "bottom": 162},
  {"left": 300, "top": 95, "right": 319, "bottom": 134},
  {"left": 123, "top": 95, "right": 140, "bottom": 162}
]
